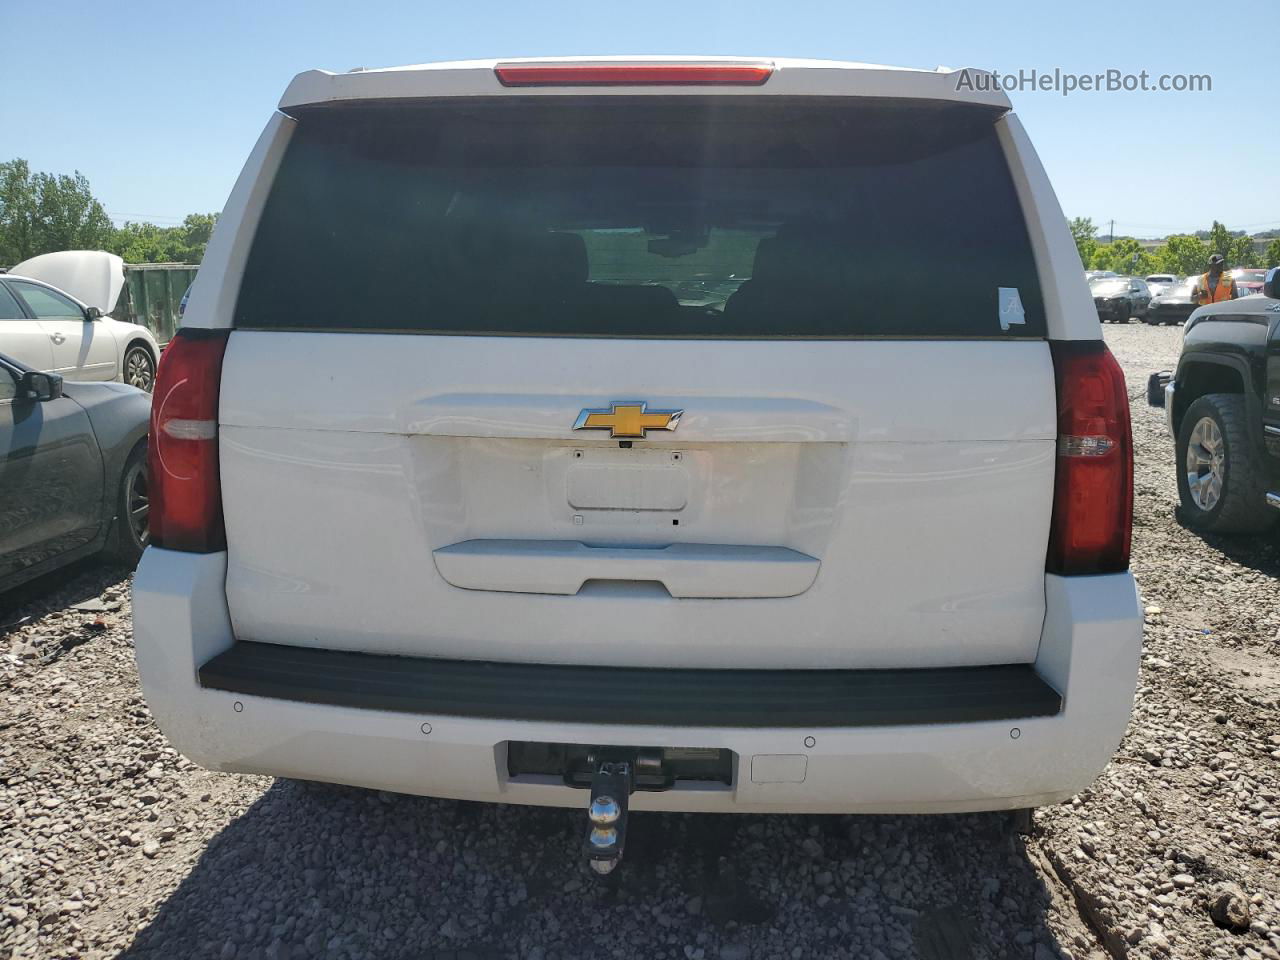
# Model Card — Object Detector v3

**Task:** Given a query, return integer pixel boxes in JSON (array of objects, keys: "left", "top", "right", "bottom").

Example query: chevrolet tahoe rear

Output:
[{"left": 132, "top": 57, "right": 1142, "bottom": 870}]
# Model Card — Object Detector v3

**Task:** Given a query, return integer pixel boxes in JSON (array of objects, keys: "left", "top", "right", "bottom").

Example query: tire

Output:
[
  {"left": 1175, "top": 394, "right": 1277, "bottom": 534},
  {"left": 123, "top": 343, "right": 156, "bottom": 392},
  {"left": 104, "top": 443, "right": 149, "bottom": 566}
]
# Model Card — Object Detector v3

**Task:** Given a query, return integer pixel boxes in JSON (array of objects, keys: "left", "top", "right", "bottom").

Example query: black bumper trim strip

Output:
[{"left": 198, "top": 641, "right": 1062, "bottom": 728}]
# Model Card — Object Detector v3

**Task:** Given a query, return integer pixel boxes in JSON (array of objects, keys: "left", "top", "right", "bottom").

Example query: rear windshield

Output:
[{"left": 236, "top": 98, "right": 1046, "bottom": 339}]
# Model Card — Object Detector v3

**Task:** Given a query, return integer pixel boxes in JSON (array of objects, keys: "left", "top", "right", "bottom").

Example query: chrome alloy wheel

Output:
[
  {"left": 1185, "top": 416, "right": 1225, "bottom": 512},
  {"left": 125, "top": 348, "right": 155, "bottom": 391}
]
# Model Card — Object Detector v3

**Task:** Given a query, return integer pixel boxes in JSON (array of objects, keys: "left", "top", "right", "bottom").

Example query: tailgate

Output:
[
  {"left": 219, "top": 333, "right": 1054, "bottom": 669},
  {"left": 215, "top": 94, "right": 1057, "bottom": 670}
]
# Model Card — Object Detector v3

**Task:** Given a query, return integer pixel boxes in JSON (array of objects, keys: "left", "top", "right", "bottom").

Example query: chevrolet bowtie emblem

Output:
[{"left": 573, "top": 401, "right": 683, "bottom": 439}]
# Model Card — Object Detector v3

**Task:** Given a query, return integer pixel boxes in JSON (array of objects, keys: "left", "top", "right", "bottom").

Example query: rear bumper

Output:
[{"left": 132, "top": 549, "right": 1142, "bottom": 814}]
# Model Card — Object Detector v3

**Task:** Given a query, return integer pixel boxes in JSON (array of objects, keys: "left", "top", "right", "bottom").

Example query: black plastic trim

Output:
[
  {"left": 1175, "top": 349, "right": 1265, "bottom": 449},
  {"left": 199, "top": 641, "right": 1062, "bottom": 727}
]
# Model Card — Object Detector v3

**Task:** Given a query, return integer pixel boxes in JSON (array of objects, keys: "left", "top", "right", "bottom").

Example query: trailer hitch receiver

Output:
[{"left": 582, "top": 753, "right": 639, "bottom": 875}]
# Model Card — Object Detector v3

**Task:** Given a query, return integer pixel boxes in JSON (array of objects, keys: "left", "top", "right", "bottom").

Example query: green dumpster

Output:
[{"left": 115, "top": 263, "right": 198, "bottom": 345}]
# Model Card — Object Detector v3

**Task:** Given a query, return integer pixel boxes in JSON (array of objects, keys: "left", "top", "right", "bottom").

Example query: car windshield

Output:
[
  {"left": 1234, "top": 269, "right": 1265, "bottom": 283},
  {"left": 1091, "top": 279, "right": 1128, "bottom": 295}
]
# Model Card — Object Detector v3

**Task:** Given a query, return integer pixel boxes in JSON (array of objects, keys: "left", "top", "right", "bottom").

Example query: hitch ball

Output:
[{"left": 589, "top": 796, "right": 621, "bottom": 825}]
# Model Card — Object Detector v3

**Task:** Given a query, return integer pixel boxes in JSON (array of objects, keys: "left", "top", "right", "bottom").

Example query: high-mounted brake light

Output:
[
  {"left": 147, "top": 329, "right": 230, "bottom": 553},
  {"left": 1046, "top": 341, "right": 1133, "bottom": 575},
  {"left": 494, "top": 64, "right": 773, "bottom": 87}
]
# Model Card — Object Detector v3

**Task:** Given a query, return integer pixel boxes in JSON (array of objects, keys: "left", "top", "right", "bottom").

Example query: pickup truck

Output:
[{"left": 1149, "top": 267, "right": 1280, "bottom": 533}]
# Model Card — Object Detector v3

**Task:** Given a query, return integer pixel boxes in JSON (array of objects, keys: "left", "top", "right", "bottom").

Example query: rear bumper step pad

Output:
[{"left": 198, "top": 641, "right": 1062, "bottom": 727}]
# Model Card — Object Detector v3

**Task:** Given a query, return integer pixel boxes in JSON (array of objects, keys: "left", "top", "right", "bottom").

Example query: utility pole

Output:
[{"left": 1108, "top": 219, "right": 1115, "bottom": 244}]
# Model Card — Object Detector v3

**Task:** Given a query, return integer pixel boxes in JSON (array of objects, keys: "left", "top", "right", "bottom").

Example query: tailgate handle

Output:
[{"left": 432, "top": 540, "right": 819, "bottom": 599}]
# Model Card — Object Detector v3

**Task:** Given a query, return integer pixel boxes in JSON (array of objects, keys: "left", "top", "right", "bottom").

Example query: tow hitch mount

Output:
[
  {"left": 508, "top": 743, "right": 728, "bottom": 874},
  {"left": 581, "top": 750, "right": 662, "bottom": 874}
]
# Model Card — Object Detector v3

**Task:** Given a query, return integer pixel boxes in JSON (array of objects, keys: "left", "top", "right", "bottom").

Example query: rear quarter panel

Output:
[{"left": 64, "top": 382, "right": 150, "bottom": 504}]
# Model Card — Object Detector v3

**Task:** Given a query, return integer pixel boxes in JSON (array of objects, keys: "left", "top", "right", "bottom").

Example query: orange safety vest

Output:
[{"left": 1197, "top": 272, "right": 1235, "bottom": 304}]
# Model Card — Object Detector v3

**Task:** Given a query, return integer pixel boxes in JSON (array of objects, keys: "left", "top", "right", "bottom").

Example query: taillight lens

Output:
[
  {"left": 1047, "top": 341, "right": 1133, "bottom": 574},
  {"left": 147, "top": 329, "right": 230, "bottom": 552},
  {"left": 494, "top": 64, "right": 773, "bottom": 87}
]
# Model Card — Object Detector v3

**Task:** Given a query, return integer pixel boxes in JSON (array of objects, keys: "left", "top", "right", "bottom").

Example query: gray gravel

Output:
[
  {"left": 2, "top": 322, "right": 1277, "bottom": 960},
  {"left": 1030, "top": 323, "right": 1280, "bottom": 960}
]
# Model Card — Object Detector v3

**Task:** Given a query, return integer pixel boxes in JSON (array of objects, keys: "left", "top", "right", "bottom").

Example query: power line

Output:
[
  {"left": 106, "top": 211, "right": 186, "bottom": 224},
  {"left": 1104, "top": 217, "right": 1280, "bottom": 233}
]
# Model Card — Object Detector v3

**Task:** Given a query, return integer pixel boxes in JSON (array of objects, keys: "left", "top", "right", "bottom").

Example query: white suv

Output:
[{"left": 133, "top": 57, "right": 1141, "bottom": 871}]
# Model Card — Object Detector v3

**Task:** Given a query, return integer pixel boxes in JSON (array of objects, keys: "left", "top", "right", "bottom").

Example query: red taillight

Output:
[
  {"left": 147, "top": 329, "right": 230, "bottom": 553},
  {"left": 494, "top": 63, "right": 773, "bottom": 87},
  {"left": 1047, "top": 341, "right": 1133, "bottom": 575}
]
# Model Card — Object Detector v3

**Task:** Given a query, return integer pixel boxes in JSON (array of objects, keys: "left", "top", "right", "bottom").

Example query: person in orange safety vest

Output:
[{"left": 1193, "top": 254, "right": 1238, "bottom": 305}]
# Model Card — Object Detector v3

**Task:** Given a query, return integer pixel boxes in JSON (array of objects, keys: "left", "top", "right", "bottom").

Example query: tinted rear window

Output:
[{"left": 237, "top": 98, "right": 1046, "bottom": 338}]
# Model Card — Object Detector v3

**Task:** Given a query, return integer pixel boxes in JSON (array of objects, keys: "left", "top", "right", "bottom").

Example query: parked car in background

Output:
[
  {"left": 133, "top": 56, "right": 1141, "bottom": 876},
  {"left": 1090, "top": 275, "right": 1151, "bottom": 322},
  {"left": 1231, "top": 267, "right": 1267, "bottom": 298},
  {"left": 1145, "top": 273, "right": 1179, "bottom": 297},
  {"left": 1085, "top": 270, "right": 1118, "bottom": 281},
  {"left": 0, "top": 251, "right": 161, "bottom": 392},
  {"left": 1143, "top": 277, "right": 1201, "bottom": 325},
  {"left": 1147, "top": 267, "right": 1280, "bottom": 533},
  {"left": 0, "top": 351, "right": 150, "bottom": 592}
]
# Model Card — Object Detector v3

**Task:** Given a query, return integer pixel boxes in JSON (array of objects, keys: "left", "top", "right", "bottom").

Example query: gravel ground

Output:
[
  {"left": 2, "top": 322, "right": 1277, "bottom": 960},
  {"left": 1032, "top": 324, "right": 1280, "bottom": 960}
]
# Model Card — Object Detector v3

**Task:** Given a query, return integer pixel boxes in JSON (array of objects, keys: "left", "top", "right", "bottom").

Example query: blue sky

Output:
[{"left": 3, "top": 0, "right": 1275, "bottom": 238}]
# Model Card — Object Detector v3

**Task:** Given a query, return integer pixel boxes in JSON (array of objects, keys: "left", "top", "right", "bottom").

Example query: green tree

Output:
[
  {"left": 176, "top": 213, "right": 216, "bottom": 258},
  {"left": 107, "top": 221, "right": 173, "bottom": 263},
  {"left": 0, "top": 159, "right": 37, "bottom": 263},
  {"left": 1264, "top": 238, "right": 1280, "bottom": 268},
  {"left": 1069, "top": 216, "right": 1098, "bottom": 267},
  {"left": 1202, "top": 220, "right": 1260, "bottom": 268},
  {"left": 1206, "top": 220, "right": 1233, "bottom": 256},
  {"left": 0, "top": 158, "right": 113, "bottom": 263},
  {"left": 1154, "top": 235, "right": 1208, "bottom": 276},
  {"left": 1089, "top": 236, "right": 1156, "bottom": 275},
  {"left": 31, "top": 170, "right": 114, "bottom": 253},
  {"left": 1227, "top": 235, "right": 1258, "bottom": 268},
  {"left": 106, "top": 212, "right": 217, "bottom": 264}
]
